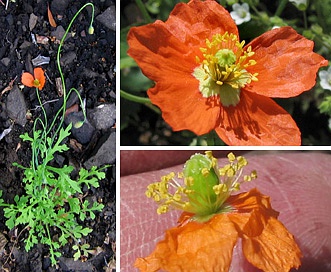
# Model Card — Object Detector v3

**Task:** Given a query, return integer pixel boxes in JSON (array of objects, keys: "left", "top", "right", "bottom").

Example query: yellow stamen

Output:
[{"left": 145, "top": 151, "right": 257, "bottom": 222}]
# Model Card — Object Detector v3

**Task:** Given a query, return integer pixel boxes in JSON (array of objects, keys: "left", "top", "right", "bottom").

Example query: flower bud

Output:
[
  {"left": 74, "top": 121, "right": 84, "bottom": 128},
  {"left": 88, "top": 25, "right": 94, "bottom": 35}
]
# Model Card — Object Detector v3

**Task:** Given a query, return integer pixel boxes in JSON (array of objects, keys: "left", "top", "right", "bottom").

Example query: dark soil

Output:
[{"left": 0, "top": 0, "right": 115, "bottom": 271}]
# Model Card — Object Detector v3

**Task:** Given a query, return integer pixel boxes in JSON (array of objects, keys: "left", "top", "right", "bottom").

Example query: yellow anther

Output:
[
  {"left": 213, "top": 184, "right": 227, "bottom": 195},
  {"left": 173, "top": 193, "right": 181, "bottom": 201},
  {"left": 227, "top": 152, "right": 236, "bottom": 162},
  {"left": 157, "top": 205, "right": 168, "bottom": 214},
  {"left": 153, "top": 194, "right": 161, "bottom": 202},
  {"left": 185, "top": 176, "right": 194, "bottom": 187},
  {"left": 201, "top": 168, "right": 210, "bottom": 177},
  {"left": 232, "top": 182, "right": 240, "bottom": 191},
  {"left": 226, "top": 168, "right": 235, "bottom": 177},
  {"left": 237, "top": 156, "right": 248, "bottom": 168},
  {"left": 251, "top": 170, "right": 257, "bottom": 179}
]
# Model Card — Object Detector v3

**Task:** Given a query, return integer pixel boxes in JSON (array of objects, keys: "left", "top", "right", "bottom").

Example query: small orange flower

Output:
[
  {"left": 127, "top": 0, "right": 328, "bottom": 146},
  {"left": 135, "top": 152, "right": 302, "bottom": 271},
  {"left": 21, "top": 67, "right": 45, "bottom": 90}
]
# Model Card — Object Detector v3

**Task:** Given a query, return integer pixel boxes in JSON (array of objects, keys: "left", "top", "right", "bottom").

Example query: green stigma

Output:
[
  {"left": 33, "top": 79, "right": 40, "bottom": 87},
  {"left": 214, "top": 49, "right": 237, "bottom": 67},
  {"left": 193, "top": 32, "right": 258, "bottom": 107}
]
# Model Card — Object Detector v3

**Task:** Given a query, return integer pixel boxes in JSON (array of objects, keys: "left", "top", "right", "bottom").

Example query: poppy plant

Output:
[
  {"left": 21, "top": 67, "right": 46, "bottom": 90},
  {"left": 135, "top": 152, "right": 302, "bottom": 271},
  {"left": 127, "top": 0, "right": 328, "bottom": 145}
]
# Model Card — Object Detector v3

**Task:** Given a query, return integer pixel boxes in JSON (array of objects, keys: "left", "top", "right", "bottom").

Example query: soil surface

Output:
[{"left": 0, "top": 0, "right": 116, "bottom": 271}]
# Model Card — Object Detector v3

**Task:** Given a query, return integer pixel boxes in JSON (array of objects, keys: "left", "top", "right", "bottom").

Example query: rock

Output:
[
  {"left": 87, "top": 103, "right": 115, "bottom": 130},
  {"left": 32, "top": 55, "right": 50, "bottom": 66},
  {"left": 64, "top": 111, "right": 95, "bottom": 145},
  {"left": 51, "top": 25, "right": 71, "bottom": 41},
  {"left": 58, "top": 257, "right": 95, "bottom": 271},
  {"left": 84, "top": 131, "right": 115, "bottom": 169},
  {"left": 6, "top": 14, "right": 14, "bottom": 26},
  {"left": 50, "top": 0, "right": 69, "bottom": 14},
  {"left": 0, "top": 125, "right": 13, "bottom": 142},
  {"left": 96, "top": 5, "right": 116, "bottom": 31},
  {"left": 29, "top": 13, "right": 38, "bottom": 31},
  {"left": 60, "top": 51, "right": 76, "bottom": 66},
  {"left": 6, "top": 85, "right": 27, "bottom": 127},
  {"left": 1, "top": 58, "right": 10, "bottom": 67}
]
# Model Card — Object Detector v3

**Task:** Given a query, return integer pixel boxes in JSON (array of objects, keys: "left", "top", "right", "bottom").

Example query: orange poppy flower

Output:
[
  {"left": 134, "top": 152, "right": 302, "bottom": 271},
  {"left": 127, "top": 0, "right": 328, "bottom": 146},
  {"left": 21, "top": 67, "right": 46, "bottom": 90}
]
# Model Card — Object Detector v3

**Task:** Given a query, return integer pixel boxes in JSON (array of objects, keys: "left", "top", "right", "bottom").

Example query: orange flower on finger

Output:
[
  {"left": 135, "top": 152, "right": 302, "bottom": 272},
  {"left": 21, "top": 67, "right": 46, "bottom": 90},
  {"left": 127, "top": 0, "right": 328, "bottom": 146}
]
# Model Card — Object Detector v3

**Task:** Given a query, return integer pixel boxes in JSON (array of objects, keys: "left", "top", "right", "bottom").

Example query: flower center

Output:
[
  {"left": 33, "top": 79, "right": 40, "bottom": 87},
  {"left": 193, "top": 32, "right": 258, "bottom": 107},
  {"left": 237, "top": 9, "right": 247, "bottom": 19},
  {"left": 145, "top": 152, "right": 257, "bottom": 222}
]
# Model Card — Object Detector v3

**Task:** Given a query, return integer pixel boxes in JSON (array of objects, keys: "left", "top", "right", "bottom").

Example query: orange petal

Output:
[
  {"left": 127, "top": 0, "right": 239, "bottom": 136},
  {"left": 148, "top": 83, "right": 221, "bottom": 136},
  {"left": 227, "top": 189, "right": 302, "bottom": 271},
  {"left": 226, "top": 189, "right": 279, "bottom": 236},
  {"left": 47, "top": 4, "right": 57, "bottom": 27},
  {"left": 34, "top": 67, "right": 45, "bottom": 90},
  {"left": 214, "top": 91, "right": 301, "bottom": 145},
  {"left": 164, "top": 0, "right": 238, "bottom": 44},
  {"left": 129, "top": 21, "right": 220, "bottom": 135},
  {"left": 242, "top": 217, "right": 302, "bottom": 271},
  {"left": 244, "top": 26, "right": 328, "bottom": 98},
  {"left": 21, "top": 72, "right": 35, "bottom": 88},
  {"left": 127, "top": 0, "right": 238, "bottom": 77},
  {"left": 127, "top": 23, "right": 196, "bottom": 84},
  {"left": 134, "top": 213, "right": 238, "bottom": 271}
]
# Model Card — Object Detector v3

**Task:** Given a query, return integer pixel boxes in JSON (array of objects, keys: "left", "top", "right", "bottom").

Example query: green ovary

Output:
[{"left": 183, "top": 153, "right": 220, "bottom": 217}]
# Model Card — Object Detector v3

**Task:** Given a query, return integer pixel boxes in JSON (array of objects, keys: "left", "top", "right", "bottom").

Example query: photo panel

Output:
[{"left": 120, "top": 150, "right": 331, "bottom": 271}]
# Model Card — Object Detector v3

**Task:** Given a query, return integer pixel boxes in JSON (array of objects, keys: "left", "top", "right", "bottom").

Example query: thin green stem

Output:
[
  {"left": 247, "top": 1, "right": 260, "bottom": 17},
  {"left": 35, "top": 88, "right": 49, "bottom": 148},
  {"left": 275, "top": 0, "right": 288, "bottom": 17},
  {"left": 55, "top": 3, "right": 94, "bottom": 138},
  {"left": 48, "top": 88, "right": 87, "bottom": 143},
  {"left": 120, "top": 89, "right": 161, "bottom": 114},
  {"left": 120, "top": 89, "right": 151, "bottom": 104},
  {"left": 32, "top": 118, "right": 46, "bottom": 169},
  {"left": 135, "top": 0, "right": 153, "bottom": 23}
]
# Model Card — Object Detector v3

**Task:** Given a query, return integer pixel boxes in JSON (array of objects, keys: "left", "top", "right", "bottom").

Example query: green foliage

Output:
[
  {"left": 72, "top": 243, "right": 93, "bottom": 261},
  {"left": 0, "top": 124, "right": 107, "bottom": 265}
]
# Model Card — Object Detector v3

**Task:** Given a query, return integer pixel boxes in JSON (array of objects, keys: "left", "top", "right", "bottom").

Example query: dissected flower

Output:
[
  {"left": 21, "top": 67, "right": 46, "bottom": 90},
  {"left": 135, "top": 152, "right": 302, "bottom": 271},
  {"left": 230, "top": 3, "right": 251, "bottom": 25},
  {"left": 319, "top": 66, "right": 331, "bottom": 91},
  {"left": 127, "top": 0, "right": 328, "bottom": 145}
]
